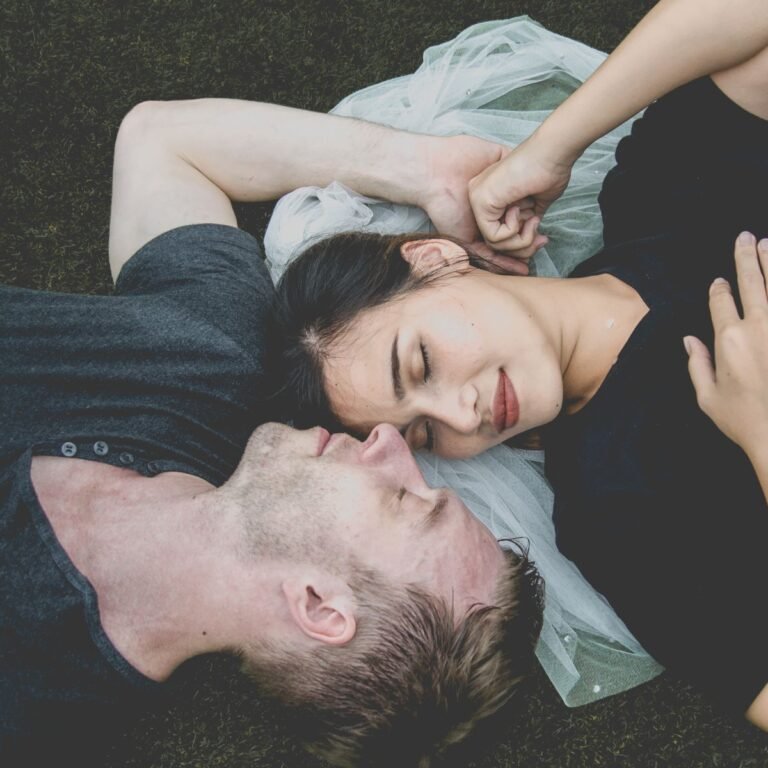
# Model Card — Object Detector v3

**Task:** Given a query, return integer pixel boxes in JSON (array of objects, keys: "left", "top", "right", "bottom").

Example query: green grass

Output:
[{"left": 2, "top": 0, "right": 767, "bottom": 765}]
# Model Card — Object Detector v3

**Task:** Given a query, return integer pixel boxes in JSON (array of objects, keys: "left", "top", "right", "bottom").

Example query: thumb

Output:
[{"left": 684, "top": 335, "right": 715, "bottom": 406}]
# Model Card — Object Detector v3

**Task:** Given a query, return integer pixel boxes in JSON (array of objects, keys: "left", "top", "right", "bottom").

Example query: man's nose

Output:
[{"left": 360, "top": 423, "right": 410, "bottom": 462}]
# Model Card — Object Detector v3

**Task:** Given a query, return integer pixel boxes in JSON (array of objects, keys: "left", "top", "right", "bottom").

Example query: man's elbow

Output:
[
  {"left": 746, "top": 683, "right": 768, "bottom": 731},
  {"left": 114, "top": 101, "right": 169, "bottom": 160}
]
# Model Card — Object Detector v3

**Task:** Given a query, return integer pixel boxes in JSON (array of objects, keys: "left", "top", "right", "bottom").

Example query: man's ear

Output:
[
  {"left": 282, "top": 576, "right": 357, "bottom": 646},
  {"left": 400, "top": 238, "right": 470, "bottom": 278}
]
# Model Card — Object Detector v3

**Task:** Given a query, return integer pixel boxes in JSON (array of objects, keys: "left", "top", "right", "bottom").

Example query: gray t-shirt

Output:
[{"left": 0, "top": 224, "right": 276, "bottom": 763}]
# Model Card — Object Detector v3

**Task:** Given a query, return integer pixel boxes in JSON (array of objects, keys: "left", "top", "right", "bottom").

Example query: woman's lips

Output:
[{"left": 492, "top": 369, "right": 520, "bottom": 433}]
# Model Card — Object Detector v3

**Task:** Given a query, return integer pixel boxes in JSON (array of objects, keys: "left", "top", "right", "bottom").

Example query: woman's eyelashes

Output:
[
  {"left": 420, "top": 342, "right": 432, "bottom": 382},
  {"left": 423, "top": 419, "right": 435, "bottom": 451},
  {"left": 418, "top": 342, "right": 435, "bottom": 450}
]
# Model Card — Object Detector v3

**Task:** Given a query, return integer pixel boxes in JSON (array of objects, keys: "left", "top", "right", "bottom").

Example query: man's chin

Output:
[{"left": 244, "top": 422, "right": 295, "bottom": 455}]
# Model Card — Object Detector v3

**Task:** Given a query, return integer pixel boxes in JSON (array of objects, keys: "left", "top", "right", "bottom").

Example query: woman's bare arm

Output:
[
  {"left": 530, "top": 0, "right": 768, "bottom": 165},
  {"left": 470, "top": 0, "right": 768, "bottom": 253}
]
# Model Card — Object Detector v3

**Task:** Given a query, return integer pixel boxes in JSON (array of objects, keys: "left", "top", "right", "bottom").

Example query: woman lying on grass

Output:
[{"left": 275, "top": 0, "right": 768, "bottom": 727}]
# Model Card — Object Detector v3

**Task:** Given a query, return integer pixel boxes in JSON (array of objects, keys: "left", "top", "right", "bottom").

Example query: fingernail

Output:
[
  {"left": 738, "top": 231, "right": 755, "bottom": 245},
  {"left": 683, "top": 336, "right": 692, "bottom": 355},
  {"left": 759, "top": 238, "right": 768, "bottom": 252},
  {"left": 712, "top": 277, "right": 728, "bottom": 285}
]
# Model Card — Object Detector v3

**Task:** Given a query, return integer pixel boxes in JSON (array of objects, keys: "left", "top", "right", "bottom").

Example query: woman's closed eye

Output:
[
  {"left": 422, "top": 419, "right": 435, "bottom": 451},
  {"left": 417, "top": 342, "right": 435, "bottom": 450},
  {"left": 420, "top": 342, "right": 432, "bottom": 382},
  {"left": 405, "top": 418, "right": 436, "bottom": 452}
]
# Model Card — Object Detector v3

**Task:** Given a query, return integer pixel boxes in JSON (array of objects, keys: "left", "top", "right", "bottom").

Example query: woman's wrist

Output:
[
  {"left": 525, "top": 118, "right": 591, "bottom": 169},
  {"left": 744, "top": 437, "right": 768, "bottom": 504},
  {"left": 744, "top": 430, "right": 768, "bottom": 466},
  {"left": 522, "top": 123, "right": 582, "bottom": 173}
]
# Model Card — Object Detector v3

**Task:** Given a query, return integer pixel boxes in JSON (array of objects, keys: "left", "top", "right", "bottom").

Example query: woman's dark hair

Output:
[{"left": 272, "top": 230, "right": 492, "bottom": 430}]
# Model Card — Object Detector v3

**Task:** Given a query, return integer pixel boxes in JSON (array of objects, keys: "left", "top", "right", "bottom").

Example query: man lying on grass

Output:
[{"left": 0, "top": 97, "right": 543, "bottom": 766}]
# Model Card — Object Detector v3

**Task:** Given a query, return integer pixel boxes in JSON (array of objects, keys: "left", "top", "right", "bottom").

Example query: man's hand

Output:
[
  {"left": 110, "top": 101, "right": 538, "bottom": 281},
  {"left": 467, "top": 133, "right": 570, "bottom": 258},
  {"left": 420, "top": 134, "right": 535, "bottom": 275},
  {"left": 686, "top": 233, "right": 768, "bottom": 459}
]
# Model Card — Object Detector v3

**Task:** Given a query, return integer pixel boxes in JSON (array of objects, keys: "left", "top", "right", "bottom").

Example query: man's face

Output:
[{"left": 240, "top": 422, "right": 505, "bottom": 615}]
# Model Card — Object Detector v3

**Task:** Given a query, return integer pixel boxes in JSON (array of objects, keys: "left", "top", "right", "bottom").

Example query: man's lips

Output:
[
  {"left": 492, "top": 369, "right": 520, "bottom": 433},
  {"left": 316, "top": 427, "right": 332, "bottom": 455}
]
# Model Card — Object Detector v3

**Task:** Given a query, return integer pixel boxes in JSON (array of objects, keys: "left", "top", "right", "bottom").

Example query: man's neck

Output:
[{"left": 30, "top": 457, "right": 287, "bottom": 680}]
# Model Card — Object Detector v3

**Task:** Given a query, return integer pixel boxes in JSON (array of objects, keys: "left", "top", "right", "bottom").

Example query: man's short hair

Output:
[{"left": 242, "top": 545, "right": 544, "bottom": 767}]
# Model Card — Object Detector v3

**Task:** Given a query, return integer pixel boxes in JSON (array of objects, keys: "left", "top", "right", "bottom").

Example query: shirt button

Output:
[
  {"left": 93, "top": 441, "right": 109, "bottom": 457},
  {"left": 146, "top": 461, "right": 161, "bottom": 474},
  {"left": 61, "top": 442, "right": 78, "bottom": 457},
  {"left": 119, "top": 451, "right": 135, "bottom": 465}
]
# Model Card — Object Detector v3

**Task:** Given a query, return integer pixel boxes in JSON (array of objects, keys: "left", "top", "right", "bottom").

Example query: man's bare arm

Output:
[
  {"left": 747, "top": 684, "right": 768, "bottom": 730},
  {"left": 108, "top": 100, "right": 506, "bottom": 280}
]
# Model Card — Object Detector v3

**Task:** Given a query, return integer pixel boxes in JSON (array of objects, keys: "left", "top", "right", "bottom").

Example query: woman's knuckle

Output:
[{"left": 719, "top": 325, "right": 742, "bottom": 347}]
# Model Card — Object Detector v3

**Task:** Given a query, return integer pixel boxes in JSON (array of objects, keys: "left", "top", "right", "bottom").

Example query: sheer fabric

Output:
[{"left": 264, "top": 16, "right": 663, "bottom": 706}]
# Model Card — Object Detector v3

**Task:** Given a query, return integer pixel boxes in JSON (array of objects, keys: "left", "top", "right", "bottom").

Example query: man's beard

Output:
[{"left": 232, "top": 463, "right": 351, "bottom": 573}]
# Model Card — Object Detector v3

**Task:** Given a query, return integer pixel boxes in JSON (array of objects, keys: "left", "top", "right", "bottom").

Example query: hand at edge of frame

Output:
[{"left": 686, "top": 232, "right": 768, "bottom": 460}]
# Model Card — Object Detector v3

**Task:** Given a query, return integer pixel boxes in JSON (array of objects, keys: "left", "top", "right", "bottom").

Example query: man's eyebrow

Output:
[
  {"left": 391, "top": 333, "right": 405, "bottom": 401},
  {"left": 423, "top": 494, "right": 448, "bottom": 529}
]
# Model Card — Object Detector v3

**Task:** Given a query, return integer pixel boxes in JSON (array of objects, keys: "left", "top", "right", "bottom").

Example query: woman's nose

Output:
[{"left": 433, "top": 383, "right": 480, "bottom": 434}]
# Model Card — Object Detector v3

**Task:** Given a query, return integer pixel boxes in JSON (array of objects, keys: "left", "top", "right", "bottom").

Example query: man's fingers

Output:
[
  {"left": 734, "top": 232, "right": 767, "bottom": 313},
  {"left": 708, "top": 277, "right": 739, "bottom": 333},
  {"left": 482, "top": 251, "right": 530, "bottom": 275},
  {"left": 684, "top": 335, "right": 715, "bottom": 410},
  {"left": 469, "top": 240, "right": 529, "bottom": 274},
  {"left": 510, "top": 233, "right": 549, "bottom": 261}
]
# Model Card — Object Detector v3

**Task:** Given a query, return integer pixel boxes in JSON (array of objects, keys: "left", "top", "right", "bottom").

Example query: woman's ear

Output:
[
  {"left": 400, "top": 239, "right": 470, "bottom": 277},
  {"left": 282, "top": 576, "right": 357, "bottom": 647}
]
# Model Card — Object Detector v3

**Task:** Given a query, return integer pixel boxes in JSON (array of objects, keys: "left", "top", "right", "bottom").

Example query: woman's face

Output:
[{"left": 322, "top": 248, "right": 565, "bottom": 459}]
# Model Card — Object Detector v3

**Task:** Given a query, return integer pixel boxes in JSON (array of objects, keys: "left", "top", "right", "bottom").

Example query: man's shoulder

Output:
[
  {"left": 115, "top": 224, "right": 272, "bottom": 298},
  {"left": 0, "top": 453, "right": 160, "bottom": 762}
]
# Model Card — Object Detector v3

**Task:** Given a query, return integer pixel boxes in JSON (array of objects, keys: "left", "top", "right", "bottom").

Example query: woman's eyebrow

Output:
[{"left": 391, "top": 332, "right": 405, "bottom": 401}]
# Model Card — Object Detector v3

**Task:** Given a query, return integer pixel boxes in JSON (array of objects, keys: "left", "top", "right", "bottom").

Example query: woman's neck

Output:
[
  {"left": 561, "top": 274, "right": 649, "bottom": 412},
  {"left": 502, "top": 272, "right": 649, "bottom": 412}
]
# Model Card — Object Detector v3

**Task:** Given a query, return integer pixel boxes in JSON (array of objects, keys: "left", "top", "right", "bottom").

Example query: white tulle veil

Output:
[{"left": 264, "top": 16, "right": 663, "bottom": 706}]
